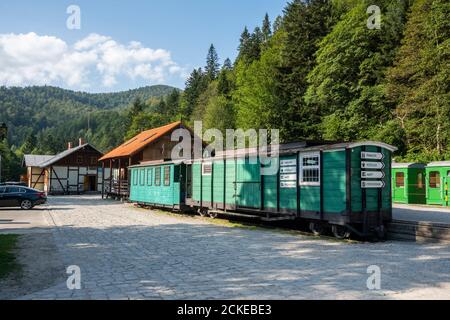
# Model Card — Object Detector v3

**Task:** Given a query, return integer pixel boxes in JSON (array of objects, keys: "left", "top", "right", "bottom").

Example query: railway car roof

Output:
[
  {"left": 128, "top": 141, "right": 397, "bottom": 167},
  {"left": 392, "top": 163, "right": 426, "bottom": 169},
  {"left": 426, "top": 161, "right": 450, "bottom": 168}
]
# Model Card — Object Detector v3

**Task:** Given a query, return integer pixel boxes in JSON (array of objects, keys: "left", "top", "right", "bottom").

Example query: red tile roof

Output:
[{"left": 99, "top": 121, "right": 182, "bottom": 161}]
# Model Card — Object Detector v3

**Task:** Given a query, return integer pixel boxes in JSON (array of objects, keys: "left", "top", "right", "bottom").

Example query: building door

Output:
[{"left": 84, "top": 175, "right": 97, "bottom": 192}]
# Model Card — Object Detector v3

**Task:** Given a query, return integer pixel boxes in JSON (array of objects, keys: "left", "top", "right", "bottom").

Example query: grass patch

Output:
[{"left": 0, "top": 234, "right": 20, "bottom": 279}]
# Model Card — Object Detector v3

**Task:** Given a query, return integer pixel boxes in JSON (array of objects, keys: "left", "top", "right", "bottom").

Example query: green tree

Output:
[
  {"left": 204, "top": 95, "right": 235, "bottom": 132},
  {"left": 205, "top": 44, "right": 220, "bottom": 81},
  {"left": 305, "top": 0, "right": 410, "bottom": 141},
  {"left": 386, "top": 0, "right": 450, "bottom": 160},
  {"left": 20, "top": 132, "right": 37, "bottom": 154},
  {"left": 180, "top": 68, "right": 208, "bottom": 118},
  {"left": 280, "top": 0, "right": 337, "bottom": 140},
  {"left": 262, "top": 13, "right": 272, "bottom": 42},
  {"left": 234, "top": 31, "right": 287, "bottom": 135}
]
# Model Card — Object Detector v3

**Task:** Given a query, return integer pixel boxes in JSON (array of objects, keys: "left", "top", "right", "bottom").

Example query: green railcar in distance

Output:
[
  {"left": 391, "top": 163, "right": 426, "bottom": 204},
  {"left": 425, "top": 162, "right": 450, "bottom": 207}
]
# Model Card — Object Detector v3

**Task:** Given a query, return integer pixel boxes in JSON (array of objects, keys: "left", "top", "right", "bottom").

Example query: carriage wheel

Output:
[
  {"left": 309, "top": 222, "right": 325, "bottom": 236},
  {"left": 209, "top": 212, "right": 218, "bottom": 219},
  {"left": 332, "top": 225, "right": 351, "bottom": 239}
]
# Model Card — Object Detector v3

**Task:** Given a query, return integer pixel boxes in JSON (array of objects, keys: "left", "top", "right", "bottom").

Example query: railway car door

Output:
[
  {"left": 427, "top": 170, "right": 442, "bottom": 205},
  {"left": 184, "top": 164, "right": 193, "bottom": 204},
  {"left": 235, "top": 158, "right": 261, "bottom": 209}
]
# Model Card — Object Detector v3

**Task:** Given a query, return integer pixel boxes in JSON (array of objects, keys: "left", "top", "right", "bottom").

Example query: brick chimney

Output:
[
  {"left": 79, "top": 138, "right": 85, "bottom": 146},
  {"left": 68, "top": 142, "right": 73, "bottom": 150}
]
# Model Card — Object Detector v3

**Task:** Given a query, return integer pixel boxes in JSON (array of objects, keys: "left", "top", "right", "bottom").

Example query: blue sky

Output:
[{"left": 0, "top": 0, "right": 288, "bottom": 92}]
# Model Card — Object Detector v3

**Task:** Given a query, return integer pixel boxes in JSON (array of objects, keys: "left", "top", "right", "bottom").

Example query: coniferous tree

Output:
[
  {"left": 238, "top": 27, "right": 251, "bottom": 60},
  {"left": 386, "top": 0, "right": 450, "bottom": 159},
  {"left": 280, "top": 0, "right": 336, "bottom": 140},
  {"left": 305, "top": 0, "right": 410, "bottom": 142},
  {"left": 222, "top": 58, "right": 233, "bottom": 71},
  {"left": 262, "top": 13, "right": 272, "bottom": 42},
  {"left": 205, "top": 44, "right": 220, "bottom": 81},
  {"left": 180, "top": 68, "right": 208, "bottom": 119}
]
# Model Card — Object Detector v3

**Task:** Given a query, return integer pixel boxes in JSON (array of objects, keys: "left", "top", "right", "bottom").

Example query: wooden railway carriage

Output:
[
  {"left": 425, "top": 162, "right": 450, "bottom": 207},
  {"left": 391, "top": 163, "right": 426, "bottom": 204},
  {"left": 129, "top": 141, "right": 396, "bottom": 239}
]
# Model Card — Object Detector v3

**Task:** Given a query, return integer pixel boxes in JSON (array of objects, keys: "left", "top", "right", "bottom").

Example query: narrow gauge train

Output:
[{"left": 129, "top": 141, "right": 396, "bottom": 239}]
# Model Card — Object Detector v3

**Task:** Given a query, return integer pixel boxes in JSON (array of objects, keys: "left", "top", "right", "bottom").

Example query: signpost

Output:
[
  {"left": 361, "top": 161, "right": 385, "bottom": 170},
  {"left": 280, "top": 159, "right": 297, "bottom": 189},
  {"left": 361, "top": 152, "right": 384, "bottom": 160},
  {"left": 360, "top": 152, "right": 386, "bottom": 189},
  {"left": 280, "top": 181, "right": 296, "bottom": 188},
  {"left": 361, "top": 171, "right": 385, "bottom": 179},
  {"left": 361, "top": 181, "right": 385, "bottom": 189}
]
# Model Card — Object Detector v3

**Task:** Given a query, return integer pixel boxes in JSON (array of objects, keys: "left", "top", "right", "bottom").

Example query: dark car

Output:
[
  {"left": 0, "top": 181, "right": 27, "bottom": 186},
  {"left": 0, "top": 185, "right": 47, "bottom": 210}
]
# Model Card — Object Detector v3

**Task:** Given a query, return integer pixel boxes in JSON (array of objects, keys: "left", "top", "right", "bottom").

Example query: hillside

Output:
[{"left": 0, "top": 85, "right": 179, "bottom": 151}]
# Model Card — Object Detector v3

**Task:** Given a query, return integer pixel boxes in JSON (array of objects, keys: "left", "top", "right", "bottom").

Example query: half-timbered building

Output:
[{"left": 23, "top": 140, "right": 110, "bottom": 194}]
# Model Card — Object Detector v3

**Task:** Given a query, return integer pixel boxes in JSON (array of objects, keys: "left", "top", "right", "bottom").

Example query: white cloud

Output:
[{"left": 0, "top": 32, "right": 186, "bottom": 89}]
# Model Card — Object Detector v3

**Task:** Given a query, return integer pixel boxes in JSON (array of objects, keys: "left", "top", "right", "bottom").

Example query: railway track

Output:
[{"left": 387, "top": 219, "right": 450, "bottom": 243}]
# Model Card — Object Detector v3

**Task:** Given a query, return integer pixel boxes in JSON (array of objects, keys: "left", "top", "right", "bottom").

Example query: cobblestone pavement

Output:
[
  {"left": 6, "top": 196, "right": 450, "bottom": 300},
  {"left": 393, "top": 204, "right": 450, "bottom": 225}
]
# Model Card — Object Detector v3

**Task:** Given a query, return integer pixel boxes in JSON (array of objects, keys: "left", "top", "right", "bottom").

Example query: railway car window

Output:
[
  {"left": 139, "top": 169, "right": 145, "bottom": 186},
  {"left": 429, "top": 172, "right": 440, "bottom": 188},
  {"left": 396, "top": 172, "right": 405, "bottom": 188},
  {"left": 155, "top": 167, "right": 161, "bottom": 186},
  {"left": 300, "top": 153, "right": 320, "bottom": 186},
  {"left": 133, "top": 170, "right": 138, "bottom": 186},
  {"left": 202, "top": 163, "right": 212, "bottom": 176},
  {"left": 417, "top": 173, "right": 423, "bottom": 189},
  {"left": 147, "top": 169, "right": 153, "bottom": 186},
  {"left": 164, "top": 167, "right": 171, "bottom": 186}
]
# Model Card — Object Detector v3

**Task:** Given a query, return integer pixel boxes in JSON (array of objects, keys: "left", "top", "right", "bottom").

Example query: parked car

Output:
[
  {"left": 0, "top": 186, "right": 47, "bottom": 210},
  {"left": 0, "top": 181, "right": 27, "bottom": 186}
]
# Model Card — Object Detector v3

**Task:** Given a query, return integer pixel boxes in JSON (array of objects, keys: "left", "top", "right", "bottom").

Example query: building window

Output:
[
  {"left": 396, "top": 172, "right": 405, "bottom": 188},
  {"left": 76, "top": 155, "right": 83, "bottom": 164},
  {"left": 155, "top": 167, "right": 161, "bottom": 186},
  {"left": 202, "top": 163, "right": 212, "bottom": 176},
  {"left": 133, "top": 170, "right": 138, "bottom": 186},
  {"left": 90, "top": 157, "right": 97, "bottom": 165},
  {"left": 429, "top": 172, "right": 440, "bottom": 188},
  {"left": 164, "top": 167, "right": 171, "bottom": 186},
  {"left": 300, "top": 153, "right": 320, "bottom": 186},
  {"left": 147, "top": 168, "right": 153, "bottom": 186},
  {"left": 139, "top": 169, "right": 145, "bottom": 186},
  {"left": 417, "top": 173, "right": 423, "bottom": 189}
]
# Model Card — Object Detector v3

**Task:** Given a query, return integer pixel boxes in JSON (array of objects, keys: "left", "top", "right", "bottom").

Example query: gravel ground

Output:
[{"left": 0, "top": 195, "right": 449, "bottom": 300}]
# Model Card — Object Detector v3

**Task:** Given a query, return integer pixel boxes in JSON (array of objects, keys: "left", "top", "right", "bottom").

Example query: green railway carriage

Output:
[
  {"left": 425, "top": 162, "right": 450, "bottom": 207},
  {"left": 128, "top": 141, "right": 396, "bottom": 239},
  {"left": 129, "top": 162, "right": 184, "bottom": 209},
  {"left": 391, "top": 163, "right": 426, "bottom": 204},
  {"left": 187, "top": 141, "right": 396, "bottom": 238}
]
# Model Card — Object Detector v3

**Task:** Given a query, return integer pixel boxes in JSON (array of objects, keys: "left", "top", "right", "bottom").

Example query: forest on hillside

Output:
[
  {"left": 174, "top": 0, "right": 447, "bottom": 161},
  {"left": 0, "top": 0, "right": 449, "bottom": 181}
]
